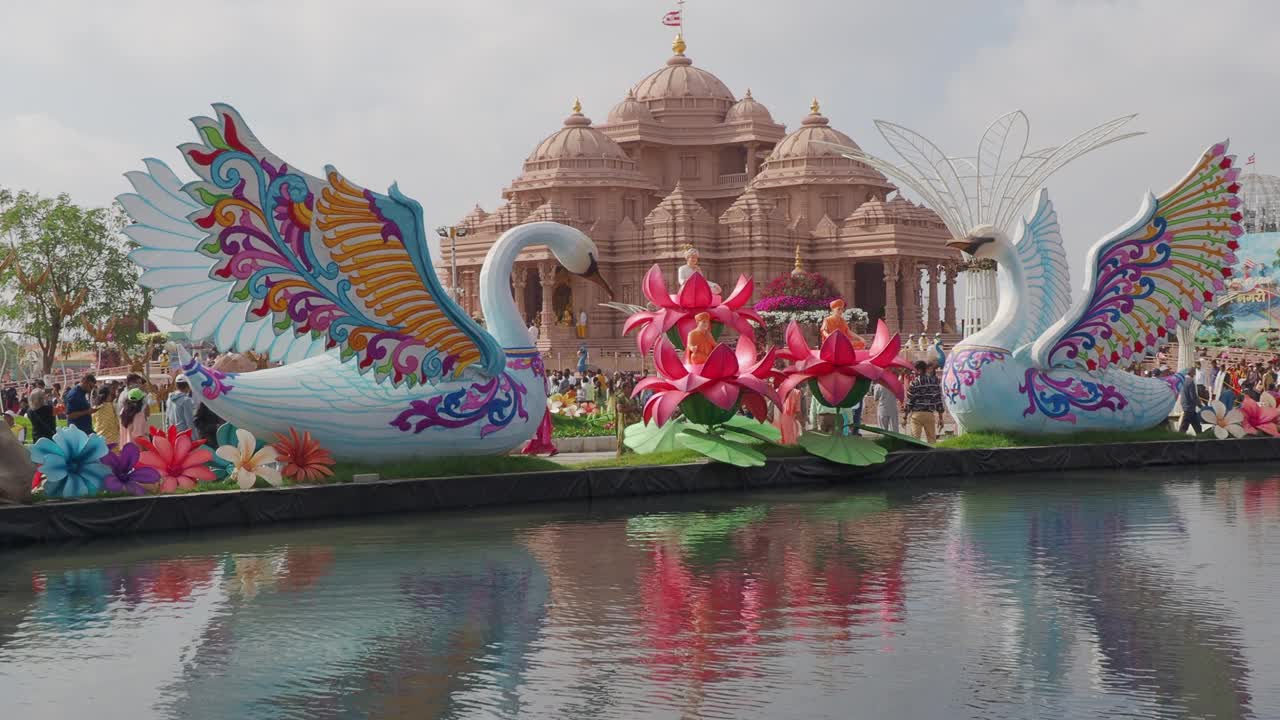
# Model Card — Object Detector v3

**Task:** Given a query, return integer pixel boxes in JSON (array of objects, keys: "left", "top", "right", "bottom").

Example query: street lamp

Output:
[{"left": 435, "top": 224, "right": 469, "bottom": 300}]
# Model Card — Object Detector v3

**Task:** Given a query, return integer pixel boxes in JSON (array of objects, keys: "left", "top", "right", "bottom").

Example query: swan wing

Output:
[
  {"left": 1010, "top": 189, "right": 1072, "bottom": 349},
  {"left": 121, "top": 159, "right": 328, "bottom": 365},
  {"left": 124, "top": 104, "right": 503, "bottom": 385},
  {"left": 1032, "top": 141, "right": 1241, "bottom": 370}
]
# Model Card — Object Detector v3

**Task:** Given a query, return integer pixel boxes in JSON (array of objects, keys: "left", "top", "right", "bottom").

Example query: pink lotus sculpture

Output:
[
  {"left": 778, "top": 319, "right": 910, "bottom": 408},
  {"left": 634, "top": 335, "right": 780, "bottom": 428},
  {"left": 623, "top": 264, "right": 761, "bottom": 352},
  {"left": 1239, "top": 396, "right": 1280, "bottom": 437}
]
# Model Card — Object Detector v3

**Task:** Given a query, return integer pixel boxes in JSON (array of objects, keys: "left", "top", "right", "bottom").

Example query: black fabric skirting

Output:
[{"left": 4, "top": 437, "right": 1280, "bottom": 546}]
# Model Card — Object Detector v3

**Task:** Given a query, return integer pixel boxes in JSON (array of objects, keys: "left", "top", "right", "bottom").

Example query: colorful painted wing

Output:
[
  {"left": 121, "top": 159, "right": 329, "bottom": 364},
  {"left": 1010, "top": 189, "right": 1071, "bottom": 350},
  {"left": 1032, "top": 141, "right": 1242, "bottom": 371},
  {"left": 143, "top": 103, "right": 501, "bottom": 385}
]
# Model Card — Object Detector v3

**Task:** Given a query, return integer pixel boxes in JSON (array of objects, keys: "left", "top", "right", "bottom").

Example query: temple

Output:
[{"left": 447, "top": 34, "right": 961, "bottom": 356}]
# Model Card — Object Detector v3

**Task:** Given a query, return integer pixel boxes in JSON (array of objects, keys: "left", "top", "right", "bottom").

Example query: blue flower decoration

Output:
[{"left": 29, "top": 425, "right": 110, "bottom": 498}]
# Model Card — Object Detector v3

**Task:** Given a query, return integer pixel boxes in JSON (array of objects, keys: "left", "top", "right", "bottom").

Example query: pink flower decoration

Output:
[
  {"left": 622, "top": 264, "right": 762, "bottom": 352},
  {"left": 136, "top": 426, "right": 216, "bottom": 492},
  {"left": 1240, "top": 396, "right": 1280, "bottom": 437},
  {"left": 632, "top": 335, "right": 780, "bottom": 427},
  {"left": 777, "top": 319, "right": 912, "bottom": 407}
]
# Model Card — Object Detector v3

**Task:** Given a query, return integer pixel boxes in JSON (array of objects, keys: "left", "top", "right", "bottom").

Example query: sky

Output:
[{"left": 1, "top": 0, "right": 1275, "bottom": 320}]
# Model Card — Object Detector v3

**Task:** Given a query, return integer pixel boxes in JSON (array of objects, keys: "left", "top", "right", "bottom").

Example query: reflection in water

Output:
[{"left": 1, "top": 467, "right": 1279, "bottom": 719}]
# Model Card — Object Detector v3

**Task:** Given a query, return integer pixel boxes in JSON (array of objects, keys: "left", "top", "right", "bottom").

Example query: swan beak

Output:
[
  {"left": 582, "top": 266, "right": 615, "bottom": 299},
  {"left": 947, "top": 237, "right": 992, "bottom": 256}
]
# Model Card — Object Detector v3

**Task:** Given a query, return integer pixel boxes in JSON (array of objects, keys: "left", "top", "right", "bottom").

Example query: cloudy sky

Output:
[{"left": 1, "top": 0, "right": 1273, "bottom": 299}]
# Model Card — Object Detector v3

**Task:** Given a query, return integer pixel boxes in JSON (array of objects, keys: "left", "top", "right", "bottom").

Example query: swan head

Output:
[
  {"left": 539, "top": 222, "right": 615, "bottom": 299},
  {"left": 947, "top": 224, "right": 1010, "bottom": 261}
]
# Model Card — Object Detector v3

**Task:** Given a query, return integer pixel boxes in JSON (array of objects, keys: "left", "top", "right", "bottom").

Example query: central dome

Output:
[{"left": 627, "top": 35, "right": 734, "bottom": 122}]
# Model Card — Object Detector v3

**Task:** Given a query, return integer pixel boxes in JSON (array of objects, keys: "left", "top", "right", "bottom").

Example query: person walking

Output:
[
  {"left": 92, "top": 385, "right": 121, "bottom": 445},
  {"left": 165, "top": 377, "right": 195, "bottom": 433},
  {"left": 63, "top": 373, "right": 97, "bottom": 435},
  {"left": 1178, "top": 369, "right": 1204, "bottom": 435},
  {"left": 25, "top": 387, "right": 56, "bottom": 442},
  {"left": 871, "top": 376, "right": 901, "bottom": 433},
  {"left": 904, "top": 361, "right": 945, "bottom": 443},
  {"left": 118, "top": 388, "right": 150, "bottom": 446}
]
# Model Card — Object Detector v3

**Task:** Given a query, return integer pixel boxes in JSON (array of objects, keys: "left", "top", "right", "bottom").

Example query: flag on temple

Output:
[
  {"left": 662, "top": 10, "right": 682, "bottom": 26},
  {"left": 1248, "top": 154, "right": 1256, "bottom": 165}
]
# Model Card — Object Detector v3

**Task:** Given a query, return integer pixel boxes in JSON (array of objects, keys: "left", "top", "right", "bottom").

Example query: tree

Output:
[{"left": 0, "top": 190, "right": 149, "bottom": 374}]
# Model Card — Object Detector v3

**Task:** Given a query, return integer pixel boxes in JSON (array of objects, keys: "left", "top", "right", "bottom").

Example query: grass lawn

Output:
[
  {"left": 550, "top": 413, "right": 616, "bottom": 438},
  {"left": 936, "top": 428, "right": 1190, "bottom": 450}
]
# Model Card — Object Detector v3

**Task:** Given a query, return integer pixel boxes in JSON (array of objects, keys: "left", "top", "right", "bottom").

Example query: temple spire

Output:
[{"left": 792, "top": 243, "right": 804, "bottom": 275}]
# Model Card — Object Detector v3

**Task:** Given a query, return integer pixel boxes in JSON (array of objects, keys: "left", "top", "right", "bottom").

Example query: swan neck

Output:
[
  {"left": 479, "top": 223, "right": 556, "bottom": 349},
  {"left": 966, "top": 244, "right": 1027, "bottom": 350}
]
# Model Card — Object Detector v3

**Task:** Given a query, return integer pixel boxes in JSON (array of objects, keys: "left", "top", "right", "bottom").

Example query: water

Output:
[{"left": 2, "top": 466, "right": 1280, "bottom": 719}]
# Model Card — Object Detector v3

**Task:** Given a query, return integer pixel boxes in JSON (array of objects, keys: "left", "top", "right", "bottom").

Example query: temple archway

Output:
[
  {"left": 552, "top": 270, "right": 574, "bottom": 325},
  {"left": 521, "top": 267, "right": 541, "bottom": 325}
]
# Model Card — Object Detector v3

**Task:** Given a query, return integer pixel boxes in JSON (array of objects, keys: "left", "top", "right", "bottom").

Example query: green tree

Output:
[{"left": 0, "top": 190, "right": 149, "bottom": 374}]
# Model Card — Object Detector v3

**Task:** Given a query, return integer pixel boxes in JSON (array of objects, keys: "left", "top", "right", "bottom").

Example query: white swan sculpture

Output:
[
  {"left": 831, "top": 112, "right": 1240, "bottom": 434},
  {"left": 121, "top": 104, "right": 611, "bottom": 460}
]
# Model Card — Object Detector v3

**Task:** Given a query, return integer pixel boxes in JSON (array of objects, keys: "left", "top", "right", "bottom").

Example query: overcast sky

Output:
[{"left": 1, "top": 0, "right": 1274, "bottom": 305}]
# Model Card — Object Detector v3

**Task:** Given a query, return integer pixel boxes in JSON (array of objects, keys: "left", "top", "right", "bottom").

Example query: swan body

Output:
[
  {"left": 836, "top": 113, "right": 1239, "bottom": 434},
  {"left": 122, "top": 105, "right": 609, "bottom": 460}
]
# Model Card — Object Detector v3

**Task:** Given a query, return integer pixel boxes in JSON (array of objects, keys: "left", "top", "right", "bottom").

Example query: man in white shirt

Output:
[{"left": 527, "top": 321, "right": 539, "bottom": 345}]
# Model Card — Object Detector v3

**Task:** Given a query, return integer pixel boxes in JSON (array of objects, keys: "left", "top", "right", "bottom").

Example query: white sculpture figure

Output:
[
  {"left": 678, "top": 247, "right": 721, "bottom": 295},
  {"left": 121, "top": 104, "right": 612, "bottom": 460},
  {"left": 828, "top": 111, "right": 1239, "bottom": 434}
]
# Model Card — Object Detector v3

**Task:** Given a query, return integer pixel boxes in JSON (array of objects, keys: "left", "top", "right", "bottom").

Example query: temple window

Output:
[
  {"left": 823, "top": 195, "right": 841, "bottom": 219},
  {"left": 576, "top": 197, "right": 596, "bottom": 222},
  {"left": 681, "top": 155, "right": 700, "bottom": 179},
  {"left": 623, "top": 197, "right": 639, "bottom": 222},
  {"left": 776, "top": 197, "right": 791, "bottom": 218}
]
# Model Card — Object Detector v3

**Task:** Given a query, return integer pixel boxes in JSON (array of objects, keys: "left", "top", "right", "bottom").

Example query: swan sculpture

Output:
[
  {"left": 832, "top": 113, "right": 1240, "bottom": 434},
  {"left": 121, "top": 104, "right": 611, "bottom": 460}
]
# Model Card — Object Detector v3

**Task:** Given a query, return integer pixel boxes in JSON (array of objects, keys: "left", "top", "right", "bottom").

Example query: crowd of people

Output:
[{"left": 2, "top": 371, "right": 224, "bottom": 448}]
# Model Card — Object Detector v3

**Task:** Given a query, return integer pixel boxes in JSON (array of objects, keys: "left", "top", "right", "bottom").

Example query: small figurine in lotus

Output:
[
  {"left": 678, "top": 246, "right": 721, "bottom": 295},
  {"left": 685, "top": 312, "right": 715, "bottom": 365},
  {"left": 821, "top": 299, "right": 865, "bottom": 348}
]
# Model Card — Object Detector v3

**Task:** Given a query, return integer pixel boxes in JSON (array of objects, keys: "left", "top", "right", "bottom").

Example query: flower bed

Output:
[{"left": 551, "top": 413, "right": 616, "bottom": 438}]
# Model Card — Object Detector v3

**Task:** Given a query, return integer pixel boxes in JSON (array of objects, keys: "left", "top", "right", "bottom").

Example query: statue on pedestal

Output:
[
  {"left": 685, "top": 312, "right": 715, "bottom": 365},
  {"left": 678, "top": 246, "right": 721, "bottom": 295},
  {"left": 821, "top": 299, "right": 865, "bottom": 348}
]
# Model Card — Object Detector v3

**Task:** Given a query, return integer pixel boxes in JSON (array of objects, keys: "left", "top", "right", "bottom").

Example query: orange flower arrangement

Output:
[{"left": 272, "top": 428, "right": 336, "bottom": 483}]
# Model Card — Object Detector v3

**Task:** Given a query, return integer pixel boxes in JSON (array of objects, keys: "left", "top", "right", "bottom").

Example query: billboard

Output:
[{"left": 1197, "top": 231, "right": 1280, "bottom": 349}]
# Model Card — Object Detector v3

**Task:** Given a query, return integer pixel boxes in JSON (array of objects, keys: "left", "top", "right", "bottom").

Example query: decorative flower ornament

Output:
[
  {"left": 1238, "top": 396, "right": 1280, "bottom": 437},
  {"left": 217, "top": 428, "right": 282, "bottom": 489},
  {"left": 28, "top": 426, "right": 110, "bottom": 498},
  {"left": 777, "top": 319, "right": 911, "bottom": 408},
  {"left": 272, "top": 428, "right": 336, "bottom": 483},
  {"left": 1201, "top": 400, "right": 1246, "bottom": 439},
  {"left": 136, "top": 426, "right": 217, "bottom": 492},
  {"left": 101, "top": 443, "right": 162, "bottom": 496},
  {"left": 623, "top": 264, "right": 761, "bottom": 352},
  {"left": 633, "top": 335, "right": 780, "bottom": 427}
]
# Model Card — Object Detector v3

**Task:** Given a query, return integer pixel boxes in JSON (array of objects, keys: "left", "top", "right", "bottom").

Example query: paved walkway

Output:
[{"left": 549, "top": 451, "right": 618, "bottom": 466}]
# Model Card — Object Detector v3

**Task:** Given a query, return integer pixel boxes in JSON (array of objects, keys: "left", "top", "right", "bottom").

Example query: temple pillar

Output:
[
  {"left": 943, "top": 262, "right": 958, "bottom": 334},
  {"left": 538, "top": 261, "right": 556, "bottom": 335},
  {"left": 882, "top": 259, "right": 900, "bottom": 333},
  {"left": 512, "top": 265, "right": 528, "bottom": 321},
  {"left": 847, "top": 260, "right": 858, "bottom": 313},
  {"left": 926, "top": 263, "right": 941, "bottom": 334},
  {"left": 899, "top": 258, "right": 920, "bottom": 333},
  {"left": 746, "top": 142, "right": 760, "bottom": 180}
]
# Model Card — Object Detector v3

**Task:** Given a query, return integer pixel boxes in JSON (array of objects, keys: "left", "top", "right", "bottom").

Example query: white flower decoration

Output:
[
  {"left": 215, "top": 428, "right": 282, "bottom": 489},
  {"left": 1201, "top": 400, "right": 1245, "bottom": 440}
]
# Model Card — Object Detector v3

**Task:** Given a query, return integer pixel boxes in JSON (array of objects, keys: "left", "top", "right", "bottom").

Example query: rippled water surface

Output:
[{"left": 3, "top": 465, "right": 1280, "bottom": 719}]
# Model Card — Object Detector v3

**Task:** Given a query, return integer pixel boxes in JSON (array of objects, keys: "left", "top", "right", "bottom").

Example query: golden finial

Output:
[
  {"left": 793, "top": 243, "right": 804, "bottom": 274},
  {"left": 572, "top": 97, "right": 582, "bottom": 114},
  {"left": 810, "top": 98, "right": 821, "bottom": 114},
  {"left": 672, "top": 32, "right": 686, "bottom": 55}
]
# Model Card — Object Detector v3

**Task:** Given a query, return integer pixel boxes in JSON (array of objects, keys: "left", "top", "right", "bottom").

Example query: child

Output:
[
  {"left": 92, "top": 385, "right": 120, "bottom": 445},
  {"left": 119, "top": 388, "right": 150, "bottom": 445}
]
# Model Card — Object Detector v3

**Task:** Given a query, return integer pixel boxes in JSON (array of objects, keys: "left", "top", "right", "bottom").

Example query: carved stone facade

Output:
[{"left": 447, "top": 37, "right": 961, "bottom": 355}]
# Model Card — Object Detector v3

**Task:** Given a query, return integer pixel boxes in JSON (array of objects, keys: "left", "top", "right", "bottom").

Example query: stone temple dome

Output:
[
  {"left": 628, "top": 34, "right": 734, "bottom": 120},
  {"left": 725, "top": 89, "right": 773, "bottom": 124},
  {"left": 766, "top": 100, "right": 860, "bottom": 162},
  {"left": 526, "top": 101, "right": 629, "bottom": 162},
  {"left": 753, "top": 100, "right": 890, "bottom": 189},
  {"left": 607, "top": 88, "right": 655, "bottom": 124}
]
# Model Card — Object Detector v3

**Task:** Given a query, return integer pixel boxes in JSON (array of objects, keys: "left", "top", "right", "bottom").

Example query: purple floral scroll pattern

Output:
[
  {"left": 942, "top": 349, "right": 1006, "bottom": 403},
  {"left": 1020, "top": 368, "right": 1127, "bottom": 424},
  {"left": 389, "top": 355, "right": 536, "bottom": 437},
  {"left": 182, "top": 358, "right": 235, "bottom": 401}
]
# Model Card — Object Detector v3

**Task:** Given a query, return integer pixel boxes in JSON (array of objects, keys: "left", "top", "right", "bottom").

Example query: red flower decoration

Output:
[
  {"left": 272, "top": 428, "right": 336, "bottom": 483},
  {"left": 777, "top": 320, "right": 911, "bottom": 408},
  {"left": 1227, "top": 239, "right": 1240, "bottom": 250},
  {"left": 632, "top": 335, "right": 779, "bottom": 427},
  {"left": 622, "top": 264, "right": 762, "bottom": 352},
  {"left": 136, "top": 426, "right": 216, "bottom": 492},
  {"left": 1222, "top": 267, "right": 1233, "bottom": 277}
]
